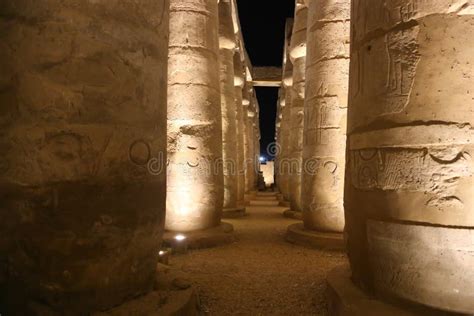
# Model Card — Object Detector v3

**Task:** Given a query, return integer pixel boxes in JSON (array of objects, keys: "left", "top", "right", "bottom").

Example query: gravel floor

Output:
[{"left": 170, "top": 204, "right": 348, "bottom": 316}]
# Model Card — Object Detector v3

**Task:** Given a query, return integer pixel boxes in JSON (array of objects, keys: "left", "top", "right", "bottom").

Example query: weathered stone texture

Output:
[
  {"left": 244, "top": 88, "right": 260, "bottom": 193},
  {"left": 218, "top": 0, "right": 238, "bottom": 209},
  {"left": 167, "top": 0, "right": 223, "bottom": 232},
  {"left": 0, "top": 0, "right": 169, "bottom": 313},
  {"left": 288, "top": 4, "right": 307, "bottom": 212},
  {"left": 234, "top": 52, "right": 246, "bottom": 207},
  {"left": 301, "top": 0, "right": 350, "bottom": 233},
  {"left": 220, "top": 48, "right": 238, "bottom": 208},
  {"left": 279, "top": 59, "right": 293, "bottom": 201},
  {"left": 345, "top": 1, "right": 474, "bottom": 313}
]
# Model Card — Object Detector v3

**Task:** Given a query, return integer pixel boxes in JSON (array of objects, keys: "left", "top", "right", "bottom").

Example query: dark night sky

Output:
[{"left": 236, "top": 0, "right": 295, "bottom": 159}]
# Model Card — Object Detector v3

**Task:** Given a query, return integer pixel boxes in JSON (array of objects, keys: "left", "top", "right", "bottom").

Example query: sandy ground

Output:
[{"left": 170, "top": 204, "right": 348, "bottom": 316}]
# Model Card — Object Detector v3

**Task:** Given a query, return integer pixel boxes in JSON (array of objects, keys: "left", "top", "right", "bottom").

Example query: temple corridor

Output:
[
  {"left": 1, "top": 0, "right": 473, "bottom": 315},
  {"left": 172, "top": 195, "right": 347, "bottom": 315}
]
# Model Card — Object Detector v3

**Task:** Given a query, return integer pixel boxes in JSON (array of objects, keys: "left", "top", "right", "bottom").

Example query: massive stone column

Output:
[
  {"left": 234, "top": 51, "right": 247, "bottom": 213},
  {"left": 278, "top": 19, "right": 294, "bottom": 204},
  {"left": 219, "top": 0, "right": 239, "bottom": 211},
  {"left": 301, "top": 0, "right": 349, "bottom": 236},
  {"left": 244, "top": 86, "right": 257, "bottom": 194},
  {"left": 280, "top": 67, "right": 294, "bottom": 204},
  {"left": 253, "top": 94, "right": 262, "bottom": 188},
  {"left": 288, "top": 2, "right": 307, "bottom": 212},
  {"left": 274, "top": 91, "right": 283, "bottom": 189},
  {"left": 166, "top": 0, "right": 224, "bottom": 232},
  {"left": 341, "top": 1, "right": 474, "bottom": 314},
  {"left": 0, "top": 1, "right": 169, "bottom": 313}
]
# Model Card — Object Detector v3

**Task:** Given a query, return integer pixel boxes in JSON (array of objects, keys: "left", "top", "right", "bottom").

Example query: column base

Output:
[
  {"left": 248, "top": 199, "right": 280, "bottom": 206},
  {"left": 93, "top": 264, "right": 200, "bottom": 316},
  {"left": 326, "top": 265, "right": 451, "bottom": 316},
  {"left": 282, "top": 209, "right": 302, "bottom": 220},
  {"left": 163, "top": 222, "right": 236, "bottom": 251},
  {"left": 286, "top": 223, "right": 344, "bottom": 250},
  {"left": 222, "top": 206, "right": 247, "bottom": 218}
]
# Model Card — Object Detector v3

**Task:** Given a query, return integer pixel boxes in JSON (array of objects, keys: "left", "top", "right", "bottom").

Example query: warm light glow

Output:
[
  {"left": 159, "top": 250, "right": 165, "bottom": 256},
  {"left": 174, "top": 234, "right": 186, "bottom": 241}
]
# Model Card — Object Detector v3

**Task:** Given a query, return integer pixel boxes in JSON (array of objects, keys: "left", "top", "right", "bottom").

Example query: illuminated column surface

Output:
[
  {"left": 344, "top": 1, "right": 474, "bottom": 314},
  {"left": 274, "top": 91, "right": 283, "bottom": 190},
  {"left": 0, "top": 0, "right": 169, "bottom": 313},
  {"left": 279, "top": 41, "right": 294, "bottom": 202},
  {"left": 244, "top": 86, "right": 257, "bottom": 194},
  {"left": 219, "top": 0, "right": 239, "bottom": 211},
  {"left": 234, "top": 51, "right": 247, "bottom": 210},
  {"left": 288, "top": 2, "right": 307, "bottom": 212},
  {"left": 166, "top": 0, "right": 224, "bottom": 232},
  {"left": 253, "top": 94, "right": 262, "bottom": 188},
  {"left": 301, "top": 0, "right": 350, "bottom": 234}
]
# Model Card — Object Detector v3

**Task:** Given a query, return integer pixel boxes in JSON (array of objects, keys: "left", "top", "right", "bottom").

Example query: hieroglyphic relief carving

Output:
[
  {"left": 352, "top": 27, "right": 420, "bottom": 116},
  {"left": 350, "top": 146, "right": 471, "bottom": 208},
  {"left": 304, "top": 97, "right": 345, "bottom": 147}
]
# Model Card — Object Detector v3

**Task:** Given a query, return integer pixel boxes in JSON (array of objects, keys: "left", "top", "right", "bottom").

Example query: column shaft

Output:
[
  {"left": 219, "top": 0, "right": 238, "bottom": 209},
  {"left": 234, "top": 53, "right": 246, "bottom": 207},
  {"left": 0, "top": 0, "right": 169, "bottom": 313},
  {"left": 219, "top": 48, "right": 238, "bottom": 208},
  {"left": 301, "top": 0, "right": 350, "bottom": 232},
  {"left": 243, "top": 86, "right": 255, "bottom": 193},
  {"left": 288, "top": 3, "right": 308, "bottom": 212},
  {"left": 346, "top": 1, "right": 474, "bottom": 313},
  {"left": 279, "top": 60, "right": 294, "bottom": 201},
  {"left": 167, "top": 0, "right": 223, "bottom": 232}
]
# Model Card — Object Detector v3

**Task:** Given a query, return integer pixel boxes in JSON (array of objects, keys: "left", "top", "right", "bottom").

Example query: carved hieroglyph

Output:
[
  {"left": 219, "top": 0, "right": 238, "bottom": 209},
  {"left": 0, "top": 0, "right": 169, "bottom": 313},
  {"left": 345, "top": 1, "right": 474, "bottom": 313},
  {"left": 288, "top": 3, "right": 308, "bottom": 212},
  {"left": 301, "top": 0, "right": 350, "bottom": 233},
  {"left": 167, "top": 0, "right": 223, "bottom": 232}
]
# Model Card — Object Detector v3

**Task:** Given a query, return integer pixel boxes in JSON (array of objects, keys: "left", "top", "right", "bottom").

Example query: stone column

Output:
[
  {"left": 343, "top": 1, "right": 474, "bottom": 314},
  {"left": 244, "top": 86, "right": 257, "bottom": 194},
  {"left": 0, "top": 1, "right": 169, "bottom": 313},
  {"left": 288, "top": 2, "right": 307, "bottom": 212},
  {"left": 234, "top": 51, "right": 247, "bottom": 212},
  {"left": 279, "top": 59, "right": 294, "bottom": 203},
  {"left": 253, "top": 94, "right": 261, "bottom": 188},
  {"left": 301, "top": 0, "right": 349, "bottom": 235},
  {"left": 274, "top": 91, "right": 283, "bottom": 189},
  {"left": 219, "top": 0, "right": 239, "bottom": 211},
  {"left": 166, "top": 0, "right": 224, "bottom": 232}
]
